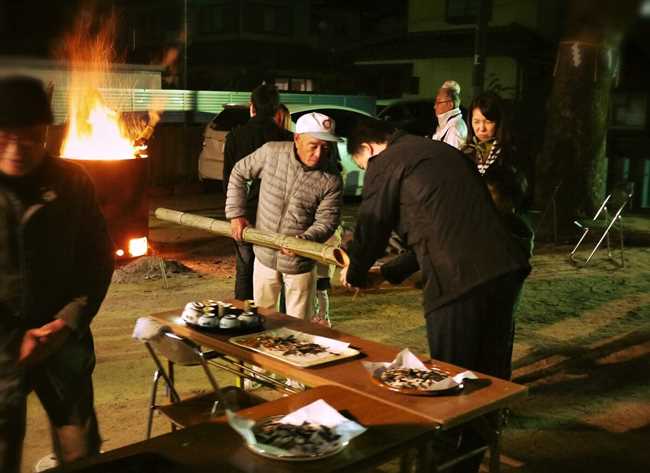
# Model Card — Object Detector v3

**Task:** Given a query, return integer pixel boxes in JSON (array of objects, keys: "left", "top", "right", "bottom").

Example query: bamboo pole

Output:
[{"left": 155, "top": 208, "right": 349, "bottom": 268}]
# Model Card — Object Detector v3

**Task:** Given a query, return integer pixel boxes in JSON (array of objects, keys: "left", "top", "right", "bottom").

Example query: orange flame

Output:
[{"left": 57, "top": 8, "right": 146, "bottom": 160}]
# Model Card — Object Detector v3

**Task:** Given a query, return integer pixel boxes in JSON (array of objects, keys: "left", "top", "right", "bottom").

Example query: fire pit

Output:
[
  {"left": 53, "top": 8, "right": 157, "bottom": 259},
  {"left": 63, "top": 158, "right": 149, "bottom": 258}
]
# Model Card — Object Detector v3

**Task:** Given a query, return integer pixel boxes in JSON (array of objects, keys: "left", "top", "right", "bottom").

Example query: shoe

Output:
[
  {"left": 311, "top": 315, "right": 332, "bottom": 327},
  {"left": 33, "top": 453, "right": 57, "bottom": 472}
]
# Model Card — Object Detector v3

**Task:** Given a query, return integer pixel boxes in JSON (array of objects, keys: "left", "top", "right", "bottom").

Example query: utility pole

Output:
[
  {"left": 183, "top": 0, "right": 188, "bottom": 90},
  {"left": 472, "top": 0, "right": 490, "bottom": 97}
]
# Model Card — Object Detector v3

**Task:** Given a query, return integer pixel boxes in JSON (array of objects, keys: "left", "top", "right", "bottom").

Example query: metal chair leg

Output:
[{"left": 146, "top": 370, "right": 162, "bottom": 439}]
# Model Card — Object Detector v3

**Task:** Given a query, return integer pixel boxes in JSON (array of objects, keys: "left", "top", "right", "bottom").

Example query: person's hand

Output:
[
  {"left": 280, "top": 248, "right": 295, "bottom": 256},
  {"left": 281, "top": 234, "right": 306, "bottom": 257},
  {"left": 366, "top": 266, "right": 385, "bottom": 288},
  {"left": 339, "top": 264, "right": 352, "bottom": 288},
  {"left": 230, "top": 217, "right": 249, "bottom": 241},
  {"left": 19, "top": 319, "right": 72, "bottom": 367}
]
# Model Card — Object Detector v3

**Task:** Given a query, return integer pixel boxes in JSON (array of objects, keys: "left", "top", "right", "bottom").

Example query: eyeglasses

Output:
[
  {"left": 435, "top": 100, "right": 452, "bottom": 106},
  {"left": 0, "top": 131, "right": 44, "bottom": 149}
]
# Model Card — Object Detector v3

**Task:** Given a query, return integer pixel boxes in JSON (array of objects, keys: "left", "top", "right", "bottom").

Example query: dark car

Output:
[{"left": 377, "top": 98, "right": 437, "bottom": 136}]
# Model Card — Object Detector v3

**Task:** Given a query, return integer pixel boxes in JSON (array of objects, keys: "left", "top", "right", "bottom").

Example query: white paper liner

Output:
[
  {"left": 227, "top": 399, "right": 366, "bottom": 457},
  {"left": 362, "top": 348, "right": 479, "bottom": 391},
  {"left": 311, "top": 335, "right": 350, "bottom": 354}
]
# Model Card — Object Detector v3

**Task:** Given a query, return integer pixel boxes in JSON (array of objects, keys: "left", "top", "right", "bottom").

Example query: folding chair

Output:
[
  {"left": 569, "top": 183, "right": 634, "bottom": 268},
  {"left": 144, "top": 331, "right": 264, "bottom": 439}
]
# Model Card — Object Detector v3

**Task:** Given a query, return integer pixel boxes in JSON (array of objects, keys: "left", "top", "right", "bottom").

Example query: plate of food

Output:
[
  {"left": 246, "top": 415, "right": 347, "bottom": 461},
  {"left": 229, "top": 328, "right": 360, "bottom": 367},
  {"left": 181, "top": 300, "right": 264, "bottom": 333},
  {"left": 372, "top": 364, "right": 463, "bottom": 395},
  {"left": 364, "top": 349, "right": 475, "bottom": 396}
]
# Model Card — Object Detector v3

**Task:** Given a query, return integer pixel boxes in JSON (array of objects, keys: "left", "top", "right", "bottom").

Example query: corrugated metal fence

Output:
[
  {"left": 49, "top": 88, "right": 375, "bottom": 186},
  {"left": 51, "top": 88, "right": 376, "bottom": 124}
]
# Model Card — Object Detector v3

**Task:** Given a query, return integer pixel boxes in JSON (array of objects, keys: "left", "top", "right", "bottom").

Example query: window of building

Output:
[
  {"left": 245, "top": 2, "right": 292, "bottom": 35},
  {"left": 199, "top": 6, "right": 224, "bottom": 33},
  {"left": 275, "top": 78, "right": 314, "bottom": 92},
  {"left": 610, "top": 93, "right": 647, "bottom": 130},
  {"left": 199, "top": 3, "right": 238, "bottom": 34},
  {"left": 275, "top": 78, "right": 290, "bottom": 91},
  {"left": 445, "top": 0, "right": 492, "bottom": 25},
  {"left": 290, "top": 78, "right": 314, "bottom": 92}
]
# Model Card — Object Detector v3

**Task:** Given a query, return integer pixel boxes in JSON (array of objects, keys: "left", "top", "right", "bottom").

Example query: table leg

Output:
[
  {"left": 470, "top": 410, "right": 508, "bottom": 473},
  {"left": 399, "top": 441, "right": 435, "bottom": 473}
]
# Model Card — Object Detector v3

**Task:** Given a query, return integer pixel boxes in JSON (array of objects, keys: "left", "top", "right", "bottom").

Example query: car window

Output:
[
  {"left": 291, "top": 108, "right": 369, "bottom": 137},
  {"left": 414, "top": 101, "right": 435, "bottom": 121},
  {"left": 210, "top": 107, "right": 249, "bottom": 131},
  {"left": 379, "top": 104, "right": 410, "bottom": 122}
]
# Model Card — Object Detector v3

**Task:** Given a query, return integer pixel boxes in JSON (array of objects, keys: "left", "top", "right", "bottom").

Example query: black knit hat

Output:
[{"left": 0, "top": 75, "right": 54, "bottom": 127}]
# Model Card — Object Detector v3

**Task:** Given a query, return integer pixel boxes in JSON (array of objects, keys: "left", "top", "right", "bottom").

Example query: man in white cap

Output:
[{"left": 226, "top": 112, "right": 342, "bottom": 319}]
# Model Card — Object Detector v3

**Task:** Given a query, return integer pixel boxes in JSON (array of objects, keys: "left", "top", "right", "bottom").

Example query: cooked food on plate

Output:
[
  {"left": 254, "top": 420, "right": 342, "bottom": 456},
  {"left": 379, "top": 367, "right": 448, "bottom": 391}
]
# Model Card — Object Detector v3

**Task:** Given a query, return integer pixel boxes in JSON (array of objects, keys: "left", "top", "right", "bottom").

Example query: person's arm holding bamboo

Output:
[{"left": 224, "top": 145, "right": 269, "bottom": 240}]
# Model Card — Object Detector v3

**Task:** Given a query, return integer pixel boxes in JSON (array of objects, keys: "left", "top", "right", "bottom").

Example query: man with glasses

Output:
[
  {"left": 432, "top": 80, "right": 467, "bottom": 150},
  {"left": 0, "top": 76, "right": 114, "bottom": 472}
]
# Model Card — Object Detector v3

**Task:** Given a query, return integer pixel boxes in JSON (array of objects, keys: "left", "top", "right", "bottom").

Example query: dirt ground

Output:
[{"left": 21, "top": 192, "right": 650, "bottom": 473}]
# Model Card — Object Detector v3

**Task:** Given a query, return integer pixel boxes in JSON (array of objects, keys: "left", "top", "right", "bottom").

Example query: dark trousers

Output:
[
  {"left": 234, "top": 241, "right": 255, "bottom": 300},
  {"left": 425, "top": 270, "right": 525, "bottom": 473},
  {"left": 0, "top": 328, "right": 101, "bottom": 473},
  {"left": 425, "top": 270, "right": 524, "bottom": 380}
]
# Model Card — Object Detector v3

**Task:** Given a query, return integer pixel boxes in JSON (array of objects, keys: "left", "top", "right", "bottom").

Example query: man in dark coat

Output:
[
  {"left": 222, "top": 83, "right": 292, "bottom": 300},
  {"left": 342, "top": 118, "right": 530, "bottom": 378},
  {"left": 0, "top": 76, "right": 114, "bottom": 473},
  {"left": 341, "top": 118, "right": 530, "bottom": 472}
]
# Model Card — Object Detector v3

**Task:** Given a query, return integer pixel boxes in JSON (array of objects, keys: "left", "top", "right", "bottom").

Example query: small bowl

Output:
[
  {"left": 185, "top": 301, "right": 204, "bottom": 311},
  {"left": 237, "top": 312, "right": 260, "bottom": 327},
  {"left": 198, "top": 313, "right": 220, "bottom": 328},
  {"left": 219, "top": 314, "right": 240, "bottom": 329},
  {"left": 181, "top": 307, "right": 202, "bottom": 324}
]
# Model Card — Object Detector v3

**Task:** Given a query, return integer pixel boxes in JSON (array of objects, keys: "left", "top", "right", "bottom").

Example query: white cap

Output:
[{"left": 295, "top": 112, "right": 342, "bottom": 142}]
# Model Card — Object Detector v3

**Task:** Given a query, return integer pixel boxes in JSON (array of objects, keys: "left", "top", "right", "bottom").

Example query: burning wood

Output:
[{"left": 56, "top": 8, "right": 158, "bottom": 160}]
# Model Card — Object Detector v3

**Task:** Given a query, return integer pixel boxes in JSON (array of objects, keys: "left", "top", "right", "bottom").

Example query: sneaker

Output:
[
  {"left": 34, "top": 453, "right": 57, "bottom": 472},
  {"left": 311, "top": 315, "right": 332, "bottom": 327}
]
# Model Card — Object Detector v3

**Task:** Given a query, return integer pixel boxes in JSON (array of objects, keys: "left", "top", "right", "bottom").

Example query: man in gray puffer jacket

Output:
[{"left": 226, "top": 112, "right": 342, "bottom": 319}]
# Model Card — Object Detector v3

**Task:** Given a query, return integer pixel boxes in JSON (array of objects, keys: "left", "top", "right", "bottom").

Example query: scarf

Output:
[{"left": 465, "top": 137, "right": 500, "bottom": 175}]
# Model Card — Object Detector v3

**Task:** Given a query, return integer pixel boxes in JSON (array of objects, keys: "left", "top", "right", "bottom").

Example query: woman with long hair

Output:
[{"left": 463, "top": 91, "right": 534, "bottom": 257}]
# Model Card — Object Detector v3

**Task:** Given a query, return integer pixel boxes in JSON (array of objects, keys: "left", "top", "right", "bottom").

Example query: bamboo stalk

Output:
[{"left": 154, "top": 208, "right": 349, "bottom": 268}]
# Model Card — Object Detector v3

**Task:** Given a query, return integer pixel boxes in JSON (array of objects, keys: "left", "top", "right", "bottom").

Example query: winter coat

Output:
[
  {"left": 225, "top": 141, "right": 342, "bottom": 274},
  {"left": 223, "top": 115, "right": 293, "bottom": 223},
  {"left": 345, "top": 132, "right": 530, "bottom": 313},
  {"left": 432, "top": 108, "right": 468, "bottom": 150},
  {"left": 0, "top": 155, "right": 114, "bottom": 333},
  {"left": 463, "top": 139, "right": 535, "bottom": 258}
]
